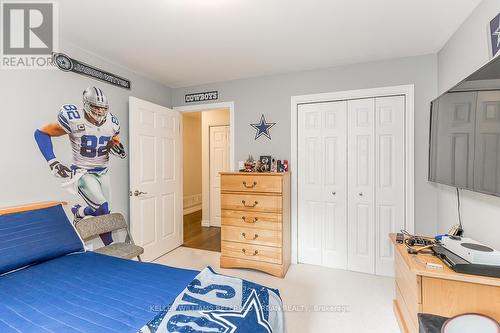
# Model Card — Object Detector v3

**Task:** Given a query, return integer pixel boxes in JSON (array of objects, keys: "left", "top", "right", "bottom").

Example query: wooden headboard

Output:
[{"left": 0, "top": 201, "right": 67, "bottom": 216}]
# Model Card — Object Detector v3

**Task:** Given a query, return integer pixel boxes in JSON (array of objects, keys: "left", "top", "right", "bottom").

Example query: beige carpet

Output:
[{"left": 154, "top": 246, "right": 400, "bottom": 333}]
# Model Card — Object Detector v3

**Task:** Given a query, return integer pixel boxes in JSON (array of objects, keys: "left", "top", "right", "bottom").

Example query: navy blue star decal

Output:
[
  {"left": 202, "top": 290, "right": 272, "bottom": 333},
  {"left": 250, "top": 114, "right": 276, "bottom": 140}
]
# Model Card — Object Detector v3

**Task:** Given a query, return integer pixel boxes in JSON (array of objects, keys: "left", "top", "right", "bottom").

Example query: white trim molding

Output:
[
  {"left": 183, "top": 194, "right": 202, "bottom": 215},
  {"left": 174, "top": 101, "right": 235, "bottom": 229},
  {"left": 290, "top": 84, "right": 415, "bottom": 264},
  {"left": 174, "top": 101, "right": 235, "bottom": 172}
]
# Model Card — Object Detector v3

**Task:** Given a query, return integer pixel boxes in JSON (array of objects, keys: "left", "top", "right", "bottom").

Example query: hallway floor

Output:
[{"left": 183, "top": 210, "right": 221, "bottom": 252}]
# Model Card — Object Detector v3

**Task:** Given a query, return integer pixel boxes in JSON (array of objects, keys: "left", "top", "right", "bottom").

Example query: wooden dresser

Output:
[
  {"left": 219, "top": 172, "right": 290, "bottom": 278},
  {"left": 391, "top": 234, "right": 500, "bottom": 333}
]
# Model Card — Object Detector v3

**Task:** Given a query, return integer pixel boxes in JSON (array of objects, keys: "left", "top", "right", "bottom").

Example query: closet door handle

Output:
[
  {"left": 358, "top": 192, "right": 363, "bottom": 196},
  {"left": 242, "top": 200, "right": 258, "bottom": 208},
  {"left": 242, "top": 181, "right": 257, "bottom": 188},
  {"left": 242, "top": 248, "right": 258, "bottom": 256},
  {"left": 242, "top": 232, "right": 258, "bottom": 240},
  {"left": 332, "top": 191, "right": 336, "bottom": 195},
  {"left": 241, "top": 216, "right": 258, "bottom": 223}
]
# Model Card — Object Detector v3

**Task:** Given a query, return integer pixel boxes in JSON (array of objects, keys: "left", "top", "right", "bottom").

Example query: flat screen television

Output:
[{"left": 429, "top": 55, "right": 500, "bottom": 196}]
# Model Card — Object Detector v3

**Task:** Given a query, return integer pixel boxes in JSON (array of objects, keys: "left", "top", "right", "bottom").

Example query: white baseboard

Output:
[
  {"left": 201, "top": 219, "right": 210, "bottom": 227},
  {"left": 183, "top": 193, "right": 202, "bottom": 215},
  {"left": 183, "top": 204, "right": 202, "bottom": 215}
]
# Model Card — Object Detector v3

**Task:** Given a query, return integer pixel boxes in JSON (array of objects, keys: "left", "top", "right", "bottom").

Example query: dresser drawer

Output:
[
  {"left": 221, "top": 193, "right": 282, "bottom": 213},
  {"left": 222, "top": 225, "right": 282, "bottom": 247},
  {"left": 221, "top": 174, "right": 282, "bottom": 194},
  {"left": 221, "top": 210, "right": 282, "bottom": 231},
  {"left": 396, "top": 284, "right": 418, "bottom": 333},
  {"left": 395, "top": 249, "right": 421, "bottom": 318},
  {"left": 221, "top": 241, "right": 282, "bottom": 264}
]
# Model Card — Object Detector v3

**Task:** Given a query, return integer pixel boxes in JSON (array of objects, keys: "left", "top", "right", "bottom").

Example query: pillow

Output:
[{"left": 0, "top": 204, "right": 84, "bottom": 275}]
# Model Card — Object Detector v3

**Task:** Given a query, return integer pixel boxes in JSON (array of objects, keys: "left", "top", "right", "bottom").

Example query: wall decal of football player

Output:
[{"left": 34, "top": 87, "right": 126, "bottom": 245}]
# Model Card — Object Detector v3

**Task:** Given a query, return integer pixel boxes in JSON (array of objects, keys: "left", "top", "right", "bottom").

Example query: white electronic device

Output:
[{"left": 440, "top": 236, "right": 500, "bottom": 266}]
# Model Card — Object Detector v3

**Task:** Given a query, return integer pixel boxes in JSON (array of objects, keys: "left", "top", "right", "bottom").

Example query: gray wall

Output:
[
  {"left": 172, "top": 54, "right": 439, "bottom": 235},
  {"left": 436, "top": 0, "right": 500, "bottom": 249},
  {"left": 0, "top": 41, "right": 172, "bottom": 219}
]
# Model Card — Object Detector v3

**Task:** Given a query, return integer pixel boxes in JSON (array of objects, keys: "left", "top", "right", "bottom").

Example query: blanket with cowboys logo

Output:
[{"left": 139, "top": 267, "right": 285, "bottom": 333}]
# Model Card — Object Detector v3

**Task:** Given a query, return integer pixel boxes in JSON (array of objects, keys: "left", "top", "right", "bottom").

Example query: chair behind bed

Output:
[{"left": 75, "top": 213, "right": 144, "bottom": 261}]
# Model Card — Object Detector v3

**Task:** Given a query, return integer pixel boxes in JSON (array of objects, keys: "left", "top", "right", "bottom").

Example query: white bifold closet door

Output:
[
  {"left": 298, "top": 101, "right": 348, "bottom": 268},
  {"left": 347, "top": 98, "right": 376, "bottom": 274},
  {"left": 374, "top": 96, "right": 405, "bottom": 276},
  {"left": 298, "top": 96, "right": 404, "bottom": 276}
]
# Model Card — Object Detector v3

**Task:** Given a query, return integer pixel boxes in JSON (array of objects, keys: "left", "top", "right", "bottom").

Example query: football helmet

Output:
[{"left": 83, "top": 87, "right": 109, "bottom": 124}]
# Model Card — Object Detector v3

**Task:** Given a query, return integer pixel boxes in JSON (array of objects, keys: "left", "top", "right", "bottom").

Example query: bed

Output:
[{"left": 0, "top": 203, "right": 285, "bottom": 333}]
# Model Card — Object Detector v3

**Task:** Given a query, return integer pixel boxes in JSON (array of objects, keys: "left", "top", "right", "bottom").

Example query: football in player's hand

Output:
[{"left": 106, "top": 140, "right": 114, "bottom": 153}]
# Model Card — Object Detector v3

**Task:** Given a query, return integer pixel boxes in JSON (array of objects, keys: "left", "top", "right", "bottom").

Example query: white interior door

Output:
[
  {"left": 298, "top": 101, "right": 348, "bottom": 268},
  {"left": 375, "top": 96, "right": 405, "bottom": 276},
  {"left": 209, "top": 126, "right": 229, "bottom": 227},
  {"left": 347, "top": 98, "right": 376, "bottom": 274},
  {"left": 129, "top": 97, "right": 181, "bottom": 262}
]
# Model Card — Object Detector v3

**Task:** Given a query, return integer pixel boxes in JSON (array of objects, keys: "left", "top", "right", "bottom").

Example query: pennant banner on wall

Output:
[
  {"left": 52, "top": 53, "right": 131, "bottom": 90},
  {"left": 185, "top": 91, "right": 218, "bottom": 103}
]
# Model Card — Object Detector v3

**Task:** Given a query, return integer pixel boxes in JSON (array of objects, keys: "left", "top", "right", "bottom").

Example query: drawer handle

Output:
[
  {"left": 241, "top": 216, "right": 259, "bottom": 223},
  {"left": 242, "top": 248, "right": 258, "bottom": 256},
  {"left": 242, "top": 232, "right": 258, "bottom": 240},
  {"left": 241, "top": 200, "right": 258, "bottom": 208},
  {"left": 242, "top": 181, "right": 257, "bottom": 188}
]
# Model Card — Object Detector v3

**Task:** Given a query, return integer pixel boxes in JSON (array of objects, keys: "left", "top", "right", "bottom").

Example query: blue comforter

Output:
[
  {"left": 0, "top": 252, "right": 198, "bottom": 333},
  {"left": 139, "top": 267, "right": 285, "bottom": 333}
]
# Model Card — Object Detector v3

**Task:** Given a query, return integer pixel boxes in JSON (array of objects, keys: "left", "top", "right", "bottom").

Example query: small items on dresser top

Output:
[
  {"left": 397, "top": 230, "right": 500, "bottom": 278},
  {"left": 390, "top": 233, "right": 500, "bottom": 333},
  {"left": 240, "top": 155, "right": 288, "bottom": 173}
]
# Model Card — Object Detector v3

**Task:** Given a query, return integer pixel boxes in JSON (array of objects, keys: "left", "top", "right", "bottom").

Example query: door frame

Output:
[
  {"left": 174, "top": 102, "right": 235, "bottom": 232},
  {"left": 290, "top": 85, "right": 415, "bottom": 265}
]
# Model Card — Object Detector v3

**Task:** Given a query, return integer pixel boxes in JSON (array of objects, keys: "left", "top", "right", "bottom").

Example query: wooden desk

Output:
[{"left": 390, "top": 234, "right": 500, "bottom": 333}]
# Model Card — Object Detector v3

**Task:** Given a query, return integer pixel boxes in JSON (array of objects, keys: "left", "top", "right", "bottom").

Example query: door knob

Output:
[
  {"left": 134, "top": 190, "right": 148, "bottom": 196},
  {"left": 358, "top": 192, "right": 363, "bottom": 196},
  {"left": 332, "top": 191, "right": 336, "bottom": 195}
]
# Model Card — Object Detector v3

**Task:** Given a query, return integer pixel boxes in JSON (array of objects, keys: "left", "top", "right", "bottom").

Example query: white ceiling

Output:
[{"left": 60, "top": 0, "right": 481, "bottom": 88}]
